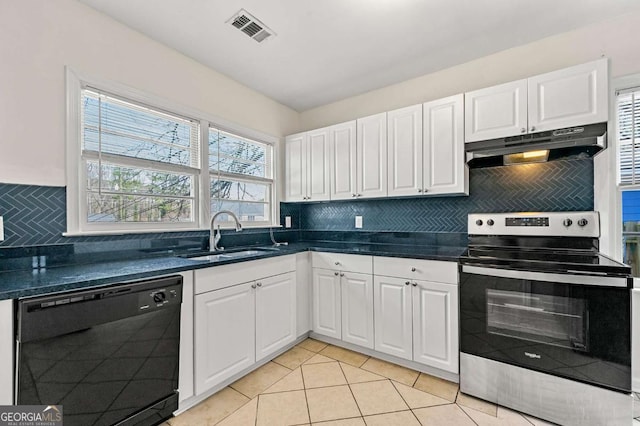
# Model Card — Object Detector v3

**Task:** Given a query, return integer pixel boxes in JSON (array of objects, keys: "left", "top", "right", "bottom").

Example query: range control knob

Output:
[
  {"left": 475, "top": 219, "right": 483, "bottom": 226},
  {"left": 487, "top": 219, "right": 495, "bottom": 226},
  {"left": 153, "top": 292, "right": 166, "bottom": 303},
  {"left": 577, "top": 218, "right": 589, "bottom": 227},
  {"left": 563, "top": 218, "right": 573, "bottom": 227}
]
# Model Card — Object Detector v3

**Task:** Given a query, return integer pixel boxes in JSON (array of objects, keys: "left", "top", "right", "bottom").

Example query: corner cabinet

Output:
[
  {"left": 285, "top": 129, "right": 330, "bottom": 202},
  {"left": 194, "top": 256, "right": 296, "bottom": 396},
  {"left": 465, "top": 58, "right": 608, "bottom": 142}
]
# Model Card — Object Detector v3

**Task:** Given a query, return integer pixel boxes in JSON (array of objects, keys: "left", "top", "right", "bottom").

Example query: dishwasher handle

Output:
[{"left": 18, "top": 275, "right": 183, "bottom": 343}]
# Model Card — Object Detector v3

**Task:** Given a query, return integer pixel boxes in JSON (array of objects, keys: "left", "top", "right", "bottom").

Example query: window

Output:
[
  {"left": 208, "top": 128, "right": 273, "bottom": 226},
  {"left": 66, "top": 70, "right": 276, "bottom": 234},
  {"left": 617, "top": 85, "right": 640, "bottom": 276}
]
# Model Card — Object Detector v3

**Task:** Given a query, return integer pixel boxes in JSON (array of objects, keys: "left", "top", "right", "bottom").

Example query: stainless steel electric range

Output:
[{"left": 459, "top": 211, "right": 633, "bottom": 426}]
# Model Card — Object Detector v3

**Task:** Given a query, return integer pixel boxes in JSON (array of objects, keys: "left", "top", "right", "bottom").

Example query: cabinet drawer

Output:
[
  {"left": 311, "top": 252, "right": 372, "bottom": 274},
  {"left": 195, "top": 255, "right": 296, "bottom": 294},
  {"left": 373, "top": 256, "right": 457, "bottom": 284}
]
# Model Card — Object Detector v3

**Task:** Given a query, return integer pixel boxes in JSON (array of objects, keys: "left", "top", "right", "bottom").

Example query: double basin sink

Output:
[{"left": 181, "top": 246, "right": 282, "bottom": 263}]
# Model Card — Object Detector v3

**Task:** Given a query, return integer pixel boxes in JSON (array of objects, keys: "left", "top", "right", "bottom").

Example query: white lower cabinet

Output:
[
  {"left": 194, "top": 257, "right": 296, "bottom": 396},
  {"left": 312, "top": 268, "right": 342, "bottom": 339},
  {"left": 341, "top": 272, "right": 374, "bottom": 349},
  {"left": 373, "top": 276, "right": 413, "bottom": 359}
]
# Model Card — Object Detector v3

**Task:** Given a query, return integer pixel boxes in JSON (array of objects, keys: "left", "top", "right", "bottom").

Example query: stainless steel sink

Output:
[{"left": 184, "top": 247, "right": 278, "bottom": 262}]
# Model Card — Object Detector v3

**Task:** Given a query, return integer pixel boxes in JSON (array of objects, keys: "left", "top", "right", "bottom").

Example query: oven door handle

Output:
[{"left": 461, "top": 265, "right": 629, "bottom": 288}]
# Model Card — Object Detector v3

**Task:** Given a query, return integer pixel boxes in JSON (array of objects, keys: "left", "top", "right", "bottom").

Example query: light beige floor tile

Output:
[
  {"left": 522, "top": 414, "right": 558, "bottom": 425},
  {"left": 363, "top": 410, "right": 421, "bottom": 426},
  {"left": 339, "top": 362, "right": 385, "bottom": 384},
  {"left": 302, "top": 361, "right": 347, "bottom": 388},
  {"left": 459, "top": 405, "right": 532, "bottom": 426},
  {"left": 456, "top": 392, "right": 497, "bottom": 416},
  {"left": 230, "top": 362, "right": 291, "bottom": 398},
  {"left": 350, "top": 380, "right": 408, "bottom": 415},
  {"left": 312, "top": 419, "right": 365, "bottom": 425},
  {"left": 304, "top": 354, "right": 336, "bottom": 365},
  {"left": 263, "top": 367, "right": 304, "bottom": 393},
  {"left": 359, "top": 358, "right": 419, "bottom": 386},
  {"left": 273, "top": 346, "right": 316, "bottom": 369},
  {"left": 412, "top": 373, "right": 459, "bottom": 402},
  {"left": 297, "top": 338, "right": 329, "bottom": 353},
  {"left": 170, "top": 387, "right": 248, "bottom": 426},
  {"left": 216, "top": 397, "right": 258, "bottom": 426},
  {"left": 256, "top": 390, "right": 309, "bottom": 426},
  {"left": 392, "top": 381, "right": 451, "bottom": 409},
  {"left": 413, "top": 404, "right": 476, "bottom": 426},
  {"left": 306, "top": 385, "right": 361, "bottom": 423},
  {"left": 319, "top": 345, "right": 369, "bottom": 367}
]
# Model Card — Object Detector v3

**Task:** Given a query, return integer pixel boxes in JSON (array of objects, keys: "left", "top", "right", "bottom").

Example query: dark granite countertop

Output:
[{"left": 0, "top": 242, "right": 465, "bottom": 300}]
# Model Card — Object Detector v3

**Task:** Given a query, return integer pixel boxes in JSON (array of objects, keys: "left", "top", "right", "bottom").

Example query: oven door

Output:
[{"left": 460, "top": 265, "right": 631, "bottom": 393}]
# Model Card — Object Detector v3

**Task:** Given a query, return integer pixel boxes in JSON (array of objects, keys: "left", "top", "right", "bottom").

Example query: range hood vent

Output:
[
  {"left": 465, "top": 123, "right": 607, "bottom": 168},
  {"left": 228, "top": 9, "right": 275, "bottom": 43}
]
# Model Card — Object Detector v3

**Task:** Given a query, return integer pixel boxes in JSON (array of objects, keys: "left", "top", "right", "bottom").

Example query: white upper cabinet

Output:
[
  {"left": 465, "top": 79, "right": 528, "bottom": 142},
  {"left": 423, "top": 94, "right": 468, "bottom": 195},
  {"left": 465, "top": 58, "right": 608, "bottom": 142},
  {"left": 330, "top": 121, "right": 357, "bottom": 200},
  {"left": 285, "top": 129, "right": 331, "bottom": 202},
  {"left": 528, "top": 58, "right": 608, "bottom": 132},
  {"left": 357, "top": 112, "right": 388, "bottom": 198},
  {"left": 387, "top": 104, "right": 423, "bottom": 197}
]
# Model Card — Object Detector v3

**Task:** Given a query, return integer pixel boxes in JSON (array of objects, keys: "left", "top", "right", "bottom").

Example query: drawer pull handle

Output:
[
  {"left": 340, "top": 273, "right": 344, "bottom": 277},
  {"left": 335, "top": 261, "right": 341, "bottom": 265},
  {"left": 334, "top": 272, "right": 339, "bottom": 276},
  {"left": 251, "top": 284, "right": 257, "bottom": 289},
  {"left": 411, "top": 267, "right": 416, "bottom": 272},
  {"left": 256, "top": 282, "right": 262, "bottom": 287},
  {"left": 405, "top": 281, "right": 410, "bottom": 285},
  {"left": 412, "top": 282, "right": 418, "bottom": 287}
]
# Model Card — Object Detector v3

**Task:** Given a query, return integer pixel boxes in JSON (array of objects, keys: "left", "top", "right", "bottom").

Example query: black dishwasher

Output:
[{"left": 16, "top": 275, "right": 183, "bottom": 426}]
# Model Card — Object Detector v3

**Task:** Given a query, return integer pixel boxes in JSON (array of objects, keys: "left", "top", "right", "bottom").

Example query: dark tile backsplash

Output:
[
  {"left": 0, "top": 158, "right": 593, "bottom": 253},
  {"left": 286, "top": 158, "right": 594, "bottom": 233}
]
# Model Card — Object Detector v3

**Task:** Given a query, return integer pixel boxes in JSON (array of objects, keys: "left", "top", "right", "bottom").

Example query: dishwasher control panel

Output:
[{"left": 138, "top": 284, "right": 181, "bottom": 311}]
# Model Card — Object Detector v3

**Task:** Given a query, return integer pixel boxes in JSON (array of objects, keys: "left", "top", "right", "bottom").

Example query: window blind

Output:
[{"left": 618, "top": 87, "right": 640, "bottom": 185}]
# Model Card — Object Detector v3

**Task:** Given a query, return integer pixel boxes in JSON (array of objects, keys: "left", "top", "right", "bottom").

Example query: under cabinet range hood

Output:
[{"left": 465, "top": 122, "right": 607, "bottom": 167}]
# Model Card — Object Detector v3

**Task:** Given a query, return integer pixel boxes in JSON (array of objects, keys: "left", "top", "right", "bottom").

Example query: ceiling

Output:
[{"left": 78, "top": 0, "right": 640, "bottom": 112}]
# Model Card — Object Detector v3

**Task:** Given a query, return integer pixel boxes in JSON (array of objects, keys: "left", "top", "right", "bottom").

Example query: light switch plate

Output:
[
  {"left": 0, "top": 216, "right": 4, "bottom": 241},
  {"left": 285, "top": 216, "right": 292, "bottom": 228},
  {"left": 355, "top": 216, "right": 363, "bottom": 229}
]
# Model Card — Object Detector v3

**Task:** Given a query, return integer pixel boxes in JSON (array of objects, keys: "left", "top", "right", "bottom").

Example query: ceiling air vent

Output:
[{"left": 227, "top": 9, "right": 275, "bottom": 43}]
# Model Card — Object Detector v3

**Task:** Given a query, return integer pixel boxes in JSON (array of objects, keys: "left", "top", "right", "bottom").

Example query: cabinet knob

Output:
[
  {"left": 412, "top": 282, "right": 418, "bottom": 287},
  {"left": 334, "top": 272, "right": 339, "bottom": 276},
  {"left": 251, "top": 284, "right": 257, "bottom": 289},
  {"left": 256, "top": 282, "right": 262, "bottom": 287},
  {"left": 417, "top": 189, "right": 423, "bottom": 193},
  {"left": 340, "top": 273, "right": 344, "bottom": 277},
  {"left": 335, "top": 261, "right": 341, "bottom": 265},
  {"left": 357, "top": 194, "right": 361, "bottom": 197},
  {"left": 530, "top": 126, "right": 536, "bottom": 132},
  {"left": 352, "top": 193, "right": 356, "bottom": 197},
  {"left": 405, "top": 281, "right": 410, "bottom": 285},
  {"left": 411, "top": 267, "right": 416, "bottom": 272},
  {"left": 521, "top": 128, "right": 526, "bottom": 133}
]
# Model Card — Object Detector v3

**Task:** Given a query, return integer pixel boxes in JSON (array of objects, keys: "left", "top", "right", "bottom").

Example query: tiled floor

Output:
[{"left": 167, "top": 339, "right": 559, "bottom": 426}]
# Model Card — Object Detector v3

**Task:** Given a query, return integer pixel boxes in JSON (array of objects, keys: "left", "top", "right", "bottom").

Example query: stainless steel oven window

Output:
[{"left": 486, "top": 289, "right": 588, "bottom": 351}]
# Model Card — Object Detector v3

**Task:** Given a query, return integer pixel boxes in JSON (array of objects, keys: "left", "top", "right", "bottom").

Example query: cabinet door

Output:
[
  {"left": 307, "top": 128, "right": 331, "bottom": 201},
  {"left": 341, "top": 272, "right": 374, "bottom": 349},
  {"left": 357, "top": 112, "right": 388, "bottom": 198},
  {"left": 330, "top": 121, "right": 357, "bottom": 200},
  {"left": 194, "top": 283, "right": 255, "bottom": 395},
  {"left": 256, "top": 272, "right": 297, "bottom": 360},
  {"left": 423, "top": 94, "right": 467, "bottom": 195},
  {"left": 412, "top": 280, "right": 458, "bottom": 373},
  {"left": 387, "top": 105, "right": 423, "bottom": 197},
  {"left": 312, "top": 268, "right": 342, "bottom": 339},
  {"left": 528, "top": 58, "right": 608, "bottom": 132},
  {"left": 465, "top": 79, "right": 528, "bottom": 142},
  {"left": 374, "top": 276, "right": 413, "bottom": 360},
  {"left": 285, "top": 133, "right": 308, "bottom": 202}
]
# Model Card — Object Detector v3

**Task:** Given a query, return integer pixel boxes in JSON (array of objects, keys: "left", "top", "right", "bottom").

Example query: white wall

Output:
[
  {"left": 0, "top": 0, "right": 299, "bottom": 187},
  {"left": 299, "top": 10, "right": 640, "bottom": 131}
]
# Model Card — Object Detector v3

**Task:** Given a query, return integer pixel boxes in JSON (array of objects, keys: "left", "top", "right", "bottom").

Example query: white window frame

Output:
[
  {"left": 598, "top": 72, "right": 640, "bottom": 262},
  {"left": 65, "top": 68, "right": 279, "bottom": 235}
]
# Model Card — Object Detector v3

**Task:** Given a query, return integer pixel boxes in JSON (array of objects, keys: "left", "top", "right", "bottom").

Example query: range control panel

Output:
[{"left": 468, "top": 211, "right": 600, "bottom": 237}]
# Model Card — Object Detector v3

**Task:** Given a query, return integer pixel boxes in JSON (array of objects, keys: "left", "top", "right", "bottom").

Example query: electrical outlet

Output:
[
  {"left": 355, "top": 216, "right": 363, "bottom": 229},
  {"left": 0, "top": 216, "right": 4, "bottom": 241},
  {"left": 285, "top": 216, "right": 292, "bottom": 228}
]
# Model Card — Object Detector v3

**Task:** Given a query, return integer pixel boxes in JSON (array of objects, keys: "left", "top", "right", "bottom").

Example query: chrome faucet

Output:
[{"left": 209, "top": 210, "right": 243, "bottom": 252}]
